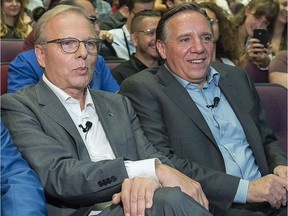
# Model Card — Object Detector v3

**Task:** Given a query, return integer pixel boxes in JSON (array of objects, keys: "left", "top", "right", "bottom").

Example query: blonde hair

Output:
[
  {"left": 34, "top": 5, "right": 96, "bottom": 45},
  {"left": 0, "top": 0, "right": 30, "bottom": 38}
]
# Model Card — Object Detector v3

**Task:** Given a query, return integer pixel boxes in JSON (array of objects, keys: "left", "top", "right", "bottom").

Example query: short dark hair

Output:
[
  {"left": 156, "top": 2, "right": 210, "bottom": 42},
  {"left": 131, "top": 9, "right": 161, "bottom": 33},
  {"left": 127, "top": 0, "right": 154, "bottom": 12}
]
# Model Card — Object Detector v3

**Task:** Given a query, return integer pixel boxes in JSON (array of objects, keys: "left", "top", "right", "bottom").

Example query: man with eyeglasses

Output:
[
  {"left": 108, "top": 0, "right": 154, "bottom": 60},
  {"left": 1, "top": 4, "right": 214, "bottom": 216},
  {"left": 111, "top": 10, "right": 161, "bottom": 85},
  {"left": 8, "top": 0, "right": 119, "bottom": 93}
]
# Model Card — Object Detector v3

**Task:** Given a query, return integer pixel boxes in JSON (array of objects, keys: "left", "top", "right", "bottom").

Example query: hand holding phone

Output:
[{"left": 253, "top": 29, "right": 268, "bottom": 48}]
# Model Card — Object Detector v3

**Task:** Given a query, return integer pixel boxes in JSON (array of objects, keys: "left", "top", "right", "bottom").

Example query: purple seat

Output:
[
  {"left": 0, "top": 39, "right": 25, "bottom": 62},
  {"left": 246, "top": 62, "right": 268, "bottom": 83},
  {"left": 1, "top": 63, "right": 9, "bottom": 95},
  {"left": 255, "top": 83, "right": 287, "bottom": 152}
]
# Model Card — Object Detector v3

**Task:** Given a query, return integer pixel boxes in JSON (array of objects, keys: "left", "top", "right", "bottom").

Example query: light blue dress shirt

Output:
[{"left": 167, "top": 64, "right": 261, "bottom": 203}]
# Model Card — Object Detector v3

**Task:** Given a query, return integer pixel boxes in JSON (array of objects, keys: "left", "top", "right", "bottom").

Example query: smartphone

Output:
[{"left": 253, "top": 29, "right": 268, "bottom": 47}]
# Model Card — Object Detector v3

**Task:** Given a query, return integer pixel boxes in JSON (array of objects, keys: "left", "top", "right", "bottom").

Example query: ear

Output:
[
  {"left": 156, "top": 40, "right": 166, "bottom": 60},
  {"left": 35, "top": 45, "right": 46, "bottom": 69},
  {"left": 131, "top": 33, "right": 138, "bottom": 47}
]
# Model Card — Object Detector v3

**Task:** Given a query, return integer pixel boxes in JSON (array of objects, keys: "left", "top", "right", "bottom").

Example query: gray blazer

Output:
[
  {"left": 1, "top": 79, "right": 172, "bottom": 216},
  {"left": 119, "top": 61, "right": 287, "bottom": 215}
]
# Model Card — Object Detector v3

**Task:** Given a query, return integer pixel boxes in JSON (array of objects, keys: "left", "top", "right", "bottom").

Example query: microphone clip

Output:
[
  {"left": 206, "top": 97, "right": 220, "bottom": 109},
  {"left": 79, "top": 121, "right": 93, "bottom": 133}
]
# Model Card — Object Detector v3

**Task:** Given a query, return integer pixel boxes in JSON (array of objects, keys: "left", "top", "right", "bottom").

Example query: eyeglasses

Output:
[
  {"left": 136, "top": 28, "right": 156, "bottom": 37},
  {"left": 42, "top": 37, "right": 101, "bottom": 55},
  {"left": 87, "top": 16, "right": 97, "bottom": 25},
  {"left": 208, "top": 18, "right": 218, "bottom": 25}
]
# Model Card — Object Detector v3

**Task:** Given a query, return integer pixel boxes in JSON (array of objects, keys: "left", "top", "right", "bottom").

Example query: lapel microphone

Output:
[
  {"left": 206, "top": 97, "right": 220, "bottom": 109},
  {"left": 79, "top": 121, "right": 93, "bottom": 133}
]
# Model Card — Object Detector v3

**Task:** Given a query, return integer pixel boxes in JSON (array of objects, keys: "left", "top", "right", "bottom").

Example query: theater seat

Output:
[
  {"left": 1, "top": 63, "right": 9, "bottom": 95},
  {"left": 105, "top": 59, "right": 126, "bottom": 71},
  {"left": 0, "top": 39, "right": 25, "bottom": 62},
  {"left": 255, "top": 83, "right": 287, "bottom": 152}
]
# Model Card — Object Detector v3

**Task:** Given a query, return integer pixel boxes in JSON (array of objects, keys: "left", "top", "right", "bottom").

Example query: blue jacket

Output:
[
  {"left": 1, "top": 121, "right": 47, "bottom": 216},
  {"left": 7, "top": 49, "right": 120, "bottom": 93}
]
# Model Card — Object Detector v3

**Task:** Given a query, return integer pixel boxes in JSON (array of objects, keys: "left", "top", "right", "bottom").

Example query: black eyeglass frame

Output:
[{"left": 41, "top": 37, "right": 101, "bottom": 55}]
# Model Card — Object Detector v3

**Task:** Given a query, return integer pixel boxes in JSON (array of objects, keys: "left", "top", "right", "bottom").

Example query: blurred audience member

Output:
[
  {"left": 111, "top": 9, "right": 161, "bottom": 85},
  {"left": 26, "top": 0, "right": 44, "bottom": 14},
  {"left": 23, "top": 0, "right": 116, "bottom": 59},
  {"left": 271, "top": 0, "right": 287, "bottom": 57},
  {"left": 199, "top": 2, "right": 241, "bottom": 66},
  {"left": 268, "top": 50, "right": 288, "bottom": 88},
  {"left": 232, "top": 0, "right": 278, "bottom": 74},
  {"left": 93, "top": 0, "right": 112, "bottom": 20},
  {"left": 1, "top": 120, "right": 47, "bottom": 216},
  {"left": 1, "top": 0, "right": 32, "bottom": 39},
  {"left": 227, "top": 0, "right": 244, "bottom": 16},
  {"left": 99, "top": 0, "right": 129, "bottom": 30},
  {"left": 108, "top": 0, "right": 154, "bottom": 60},
  {"left": 154, "top": 0, "right": 167, "bottom": 13}
]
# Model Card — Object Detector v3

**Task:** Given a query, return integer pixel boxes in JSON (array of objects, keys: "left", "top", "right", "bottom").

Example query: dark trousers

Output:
[
  {"left": 98, "top": 187, "right": 213, "bottom": 216},
  {"left": 228, "top": 202, "right": 287, "bottom": 216}
]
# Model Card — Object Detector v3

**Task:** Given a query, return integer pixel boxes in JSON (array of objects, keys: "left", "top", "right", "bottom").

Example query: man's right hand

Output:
[
  {"left": 112, "top": 177, "right": 162, "bottom": 216},
  {"left": 155, "top": 164, "right": 209, "bottom": 210},
  {"left": 247, "top": 174, "right": 288, "bottom": 208}
]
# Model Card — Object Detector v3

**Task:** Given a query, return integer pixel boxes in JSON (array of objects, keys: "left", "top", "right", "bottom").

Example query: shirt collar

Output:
[
  {"left": 42, "top": 74, "right": 94, "bottom": 109},
  {"left": 165, "top": 64, "right": 220, "bottom": 89}
]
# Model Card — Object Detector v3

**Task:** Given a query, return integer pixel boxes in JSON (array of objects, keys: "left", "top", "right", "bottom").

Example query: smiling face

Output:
[
  {"left": 157, "top": 10, "right": 213, "bottom": 87},
  {"left": 35, "top": 12, "right": 97, "bottom": 95},
  {"left": 244, "top": 8, "right": 271, "bottom": 36},
  {"left": 2, "top": 0, "right": 21, "bottom": 18},
  {"left": 132, "top": 16, "right": 161, "bottom": 61}
]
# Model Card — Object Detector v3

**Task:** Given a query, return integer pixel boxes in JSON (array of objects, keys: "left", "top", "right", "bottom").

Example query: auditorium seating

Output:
[
  {"left": 1, "top": 63, "right": 9, "bottom": 95},
  {"left": 0, "top": 39, "right": 25, "bottom": 62},
  {"left": 255, "top": 83, "right": 287, "bottom": 152}
]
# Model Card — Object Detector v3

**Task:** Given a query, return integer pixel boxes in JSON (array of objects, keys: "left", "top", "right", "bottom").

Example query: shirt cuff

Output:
[
  {"left": 234, "top": 179, "right": 249, "bottom": 203},
  {"left": 124, "top": 158, "right": 161, "bottom": 181}
]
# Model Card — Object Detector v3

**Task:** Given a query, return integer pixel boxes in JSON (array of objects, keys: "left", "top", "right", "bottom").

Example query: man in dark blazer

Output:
[
  {"left": 119, "top": 3, "right": 287, "bottom": 216},
  {"left": 1, "top": 4, "right": 212, "bottom": 216}
]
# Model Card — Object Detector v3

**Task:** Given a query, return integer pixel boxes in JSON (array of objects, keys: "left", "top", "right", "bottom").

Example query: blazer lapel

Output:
[
  {"left": 156, "top": 66, "right": 217, "bottom": 145},
  {"left": 35, "top": 79, "right": 90, "bottom": 160},
  {"left": 90, "top": 92, "right": 127, "bottom": 158}
]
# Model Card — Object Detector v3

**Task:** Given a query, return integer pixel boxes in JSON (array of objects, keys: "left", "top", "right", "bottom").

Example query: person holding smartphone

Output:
[{"left": 232, "top": 0, "right": 279, "bottom": 75}]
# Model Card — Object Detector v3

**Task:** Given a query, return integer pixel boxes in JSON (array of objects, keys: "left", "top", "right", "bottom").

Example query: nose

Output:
[
  {"left": 76, "top": 42, "right": 88, "bottom": 59},
  {"left": 189, "top": 37, "right": 205, "bottom": 53}
]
